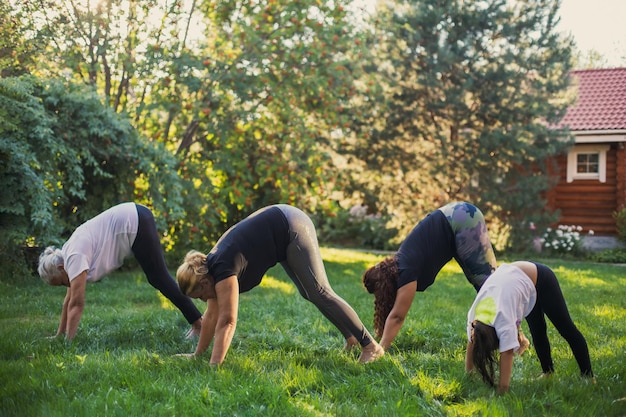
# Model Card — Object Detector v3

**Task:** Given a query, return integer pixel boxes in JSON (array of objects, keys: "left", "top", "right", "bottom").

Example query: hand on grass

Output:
[
  {"left": 185, "top": 319, "right": 202, "bottom": 339},
  {"left": 517, "top": 334, "right": 530, "bottom": 356}
]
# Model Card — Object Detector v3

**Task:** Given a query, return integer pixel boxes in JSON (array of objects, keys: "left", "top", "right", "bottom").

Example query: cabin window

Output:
[
  {"left": 567, "top": 144, "right": 609, "bottom": 183},
  {"left": 576, "top": 153, "right": 599, "bottom": 173}
]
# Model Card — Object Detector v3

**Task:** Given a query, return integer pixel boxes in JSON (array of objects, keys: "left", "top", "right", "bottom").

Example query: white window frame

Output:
[{"left": 566, "top": 144, "right": 609, "bottom": 183}]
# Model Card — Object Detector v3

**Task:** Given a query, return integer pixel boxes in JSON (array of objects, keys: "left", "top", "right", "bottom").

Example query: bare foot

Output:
[
  {"left": 344, "top": 336, "right": 359, "bottom": 351},
  {"left": 358, "top": 341, "right": 384, "bottom": 363}
]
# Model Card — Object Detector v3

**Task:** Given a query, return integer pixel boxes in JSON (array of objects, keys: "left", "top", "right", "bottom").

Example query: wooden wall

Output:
[{"left": 546, "top": 146, "right": 619, "bottom": 236}]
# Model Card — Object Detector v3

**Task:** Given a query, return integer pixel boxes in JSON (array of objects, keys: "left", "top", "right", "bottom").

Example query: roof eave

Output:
[{"left": 573, "top": 130, "right": 626, "bottom": 143}]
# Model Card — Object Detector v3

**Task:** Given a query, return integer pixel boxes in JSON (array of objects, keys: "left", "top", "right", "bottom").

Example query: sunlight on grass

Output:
[
  {"left": 260, "top": 276, "right": 296, "bottom": 294},
  {"left": 319, "top": 247, "right": 384, "bottom": 264},
  {"left": 2, "top": 250, "right": 625, "bottom": 417},
  {"left": 290, "top": 398, "right": 331, "bottom": 417},
  {"left": 592, "top": 304, "right": 626, "bottom": 320},
  {"left": 157, "top": 292, "right": 176, "bottom": 310},
  {"left": 411, "top": 370, "right": 461, "bottom": 402},
  {"left": 551, "top": 266, "right": 616, "bottom": 289},
  {"left": 447, "top": 400, "right": 511, "bottom": 417},
  {"left": 440, "top": 262, "right": 463, "bottom": 274},
  {"left": 568, "top": 275, "right": 610, "bottom": 289},
  {"left": 280, "top": 363, "right": 323, "bottom": 395}
]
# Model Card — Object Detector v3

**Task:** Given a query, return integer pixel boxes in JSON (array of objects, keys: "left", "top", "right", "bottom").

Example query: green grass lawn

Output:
[{"left": 1, "top": 247, "right": 625, "bottom": 416}]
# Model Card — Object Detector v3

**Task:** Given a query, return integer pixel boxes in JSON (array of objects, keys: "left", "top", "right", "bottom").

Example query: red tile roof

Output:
[{"left": 559, "top": 67, "right": 626, "bottom": 131}]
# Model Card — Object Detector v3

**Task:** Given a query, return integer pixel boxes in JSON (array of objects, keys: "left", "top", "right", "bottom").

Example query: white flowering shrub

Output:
[{"left": 540, "top": 225, "right": 592, "bottom": 255}]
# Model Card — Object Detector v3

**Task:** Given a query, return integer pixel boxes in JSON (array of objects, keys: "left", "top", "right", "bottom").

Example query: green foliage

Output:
[
  {"left": 0, "top": 3, "right": 35, "bottom": 77},
  {"left": 343, "top": 0, "right": 575, "bottom": 247},
  {"left": 11, "top": 0, "right": 372, "bottom": 233},
  {"left": 7, "top": 0, "right": 591, "bottom": 256},
  {"left": 314, "top": 204, "right": 398, "bottom": 250},
  {"left": 1, "top": 250, "right": 624, "bottom": 416},
  {"left": 0, "top": 75, "right": 188, "bottom": 275},
  {"left": 613, "top": 206, "right": 626, "bottom": 243},
  {"left": 164, "top": 0, "right": 373, "bottom": 224},
  {"left": 589, "top": 248, "right": 626, "bottom": 263},
  {"left": 0, "top": 76, "right": 64, "bottom": 251}
]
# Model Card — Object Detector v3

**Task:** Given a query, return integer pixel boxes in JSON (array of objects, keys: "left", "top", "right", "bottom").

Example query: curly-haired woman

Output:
[
  {"left": 175, "top": 204, "right": 384, "bottom": 365},
  {"left": 362, "top": 201, "right": 497, "bottom": 350},
  {"left": 37, "top": 202, "right": 202, "bottom": 341},
  {"left": 466, "top": 261, "right": 594, "bottom": 393}
]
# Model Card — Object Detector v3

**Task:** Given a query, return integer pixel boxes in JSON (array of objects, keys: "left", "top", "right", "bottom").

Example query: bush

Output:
[
  {"left": 314, "top": 204, "right": 397, "bottom": 250},
  {"left": 614, "top": 206, "right": 626, "bottom": 244},
  {"left": 539, "top": 224, "right": 589, "bottom": 256},
  {"left": 589, "top": 248, "right": 626, "bottom": 263},
  {"left": 0, "top": 76, "right": 188, "bottom": 277}
]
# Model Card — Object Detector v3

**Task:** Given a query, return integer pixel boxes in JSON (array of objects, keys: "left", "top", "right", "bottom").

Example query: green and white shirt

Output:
[{"left": 467, "top": 263, "right": 537, "bottom": 352}]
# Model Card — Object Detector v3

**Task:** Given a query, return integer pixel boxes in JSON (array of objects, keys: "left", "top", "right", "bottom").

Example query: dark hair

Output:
[
  {"left": 362, "top": 256, "right": 399, "bottom": 338},
  {"left": 471, "top": 320, "right": 500, "bottom": 386}
]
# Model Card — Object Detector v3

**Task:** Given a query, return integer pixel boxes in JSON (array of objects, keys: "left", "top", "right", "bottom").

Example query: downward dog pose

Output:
[
  {"left": 466, "top": 261, "right": 594, "bottom": 393},
  {"left": 37, "top": 202, "right": 202, "bottom": 340},
  {"left": 362, "top": 201, "right": 497, "bottom": 350},
  {"left": 176, "top": 204, "right": 384, "bottom": 365}
]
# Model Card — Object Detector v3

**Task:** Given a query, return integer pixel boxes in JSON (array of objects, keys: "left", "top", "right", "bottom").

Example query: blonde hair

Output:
[
  {"left": 37, "top": 246, "right": 64, "bottom": 284},
  {"left": 177, "top": 250, "right": 209, "bottom": 295}
]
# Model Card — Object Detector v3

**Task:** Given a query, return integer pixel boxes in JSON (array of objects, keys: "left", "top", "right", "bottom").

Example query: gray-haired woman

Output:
[{"left": 38, "top": 202, "right": 202, "bottom": 340}]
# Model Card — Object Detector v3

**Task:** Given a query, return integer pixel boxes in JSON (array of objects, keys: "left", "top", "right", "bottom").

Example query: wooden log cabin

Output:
[{"left": 547, "top": 68, "right": 626, "bottom": 241}]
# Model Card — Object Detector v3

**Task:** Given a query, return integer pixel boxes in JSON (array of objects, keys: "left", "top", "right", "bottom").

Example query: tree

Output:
[
  {"left": 8, "top": 0, "right": 225, "bottom": 254},
  {"left": 0, "top": 76, "right": 187, "bottom": 275},
  {"left": 0, "top": 2, "right": 36, "bottom": 77},
  {"left": 11, "top": 0, "right": 373, "bottom": 241},
  {"left": 344, "top": 0, "right": 576, "bottom": 250},
  {"left": 166, "top": 0, "right": 371, "bottom": 224}
]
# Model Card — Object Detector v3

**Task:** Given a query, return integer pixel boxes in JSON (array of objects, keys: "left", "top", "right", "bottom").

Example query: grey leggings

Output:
[{"left": 277, "top": 205, "right": 374, "bottom": 347}]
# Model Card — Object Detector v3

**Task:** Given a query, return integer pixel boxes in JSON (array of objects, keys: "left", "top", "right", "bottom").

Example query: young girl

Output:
[{"left": 466, "top": 261, "right": 594, "bottom": 393}]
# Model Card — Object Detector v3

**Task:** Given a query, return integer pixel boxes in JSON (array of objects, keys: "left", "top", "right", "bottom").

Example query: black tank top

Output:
[
  {"left": 206, "top": 206, "right": 290, "bottom": 293},
  {"left": 395, "top": 209, "right": 455, "bottom": 291}
]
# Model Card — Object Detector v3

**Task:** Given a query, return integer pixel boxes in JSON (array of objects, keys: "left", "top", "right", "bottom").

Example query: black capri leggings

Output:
[
  {"left": 277, "top": 205, "right": 375, "bottom": 347},
  {"left": 525, "top": 262, "right": 593, "bottom": 376},
  {"left": 132, "top": 204, "right": 202, "bottom": 324}
]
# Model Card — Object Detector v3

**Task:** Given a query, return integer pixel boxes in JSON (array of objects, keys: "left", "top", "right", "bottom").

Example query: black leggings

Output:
[
  {"left": 525, "top": 262, "right": 593, "bottom": 376},
  {"left": 132, "top": 204, "right": 202, "bottom": 324}
]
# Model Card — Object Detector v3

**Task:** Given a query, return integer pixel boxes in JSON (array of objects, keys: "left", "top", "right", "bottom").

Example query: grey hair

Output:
[{"left": 37, "top": 246, "right": 64, "bottom": 284}]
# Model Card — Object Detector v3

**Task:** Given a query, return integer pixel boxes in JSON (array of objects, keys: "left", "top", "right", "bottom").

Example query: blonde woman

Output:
[
  {"left": 37, "top": 202, "right": 202, "bottom": 340},
  {"left": 176, "top": 204, "right": 384, "bottom": 365}
]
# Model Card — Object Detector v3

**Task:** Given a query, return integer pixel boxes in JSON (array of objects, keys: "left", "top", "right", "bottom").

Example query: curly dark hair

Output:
[
  {"left": 362, "top": 256, "right": 399, "bottom": 338},
  {"left": 471, "top": 320, "right": 500, "bottom": 386}
]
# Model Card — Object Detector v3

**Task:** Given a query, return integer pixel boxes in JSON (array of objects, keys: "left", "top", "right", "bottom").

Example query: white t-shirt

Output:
[
  {"left": 62, "top": 203, "right": 139, "bottom": 283},
  {"left": 466, "top": 263, "right": 537, "bottom": 352}
]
